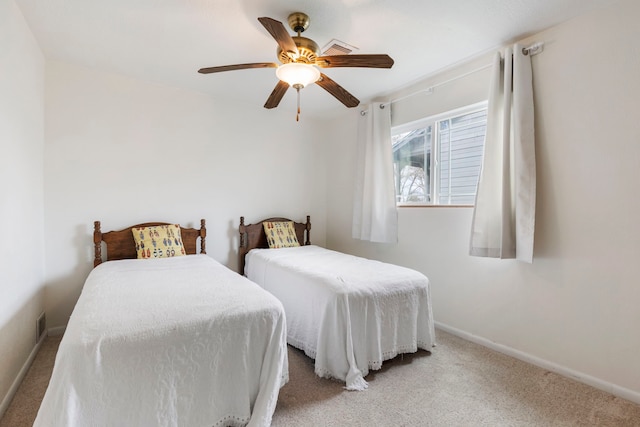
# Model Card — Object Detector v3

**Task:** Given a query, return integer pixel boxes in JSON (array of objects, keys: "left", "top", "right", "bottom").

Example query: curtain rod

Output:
[{"left": 376, "top": 41, "right": 544, "bottom": 109}]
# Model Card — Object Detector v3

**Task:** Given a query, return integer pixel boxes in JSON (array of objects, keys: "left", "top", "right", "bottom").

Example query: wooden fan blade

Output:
[
  {"left": 264, "top": 80, "right": 290, "bottom": 109},
  {"left": 315, "top": 73, "right": 359, "bottom": 108},
  {"left": 258, "top": 17, "right": 299, "bottom": 57},
  {"left": 198, "top": 63, "right": 278, "bottom": 74},
  {"left": 316, "top": 54, "right": 394, "bottom": 69}
]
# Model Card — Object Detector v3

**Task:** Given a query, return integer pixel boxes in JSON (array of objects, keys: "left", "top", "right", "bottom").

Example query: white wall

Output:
[
  {"left": 0, "top": 0, "right": 45, "bottom": 413},
  {"left": 44, "top": 61, "right": 327, "bottom": 328},
  {"left": 325, "top": 0, "right": 640, "bottom": 401}
]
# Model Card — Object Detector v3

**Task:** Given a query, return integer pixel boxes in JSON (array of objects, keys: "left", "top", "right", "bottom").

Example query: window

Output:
[{"left": 392, "top": 102, "right": 487, "bottom": 206}]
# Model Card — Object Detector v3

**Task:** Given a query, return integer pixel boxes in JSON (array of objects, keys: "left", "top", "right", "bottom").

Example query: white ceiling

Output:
[{"left": 16, "top": 0, "right": 617, "bottom": 118}]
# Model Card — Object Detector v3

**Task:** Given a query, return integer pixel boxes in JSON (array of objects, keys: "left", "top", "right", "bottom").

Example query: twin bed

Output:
[
  {"left": 239, "top": 216, "right": 435, "bottom": 390},
  {"left": 35, "top": 220, "right": 288, "bottom": 427},
  {"left": 36, "top": 215, "right": 434, "bottom": 425}
]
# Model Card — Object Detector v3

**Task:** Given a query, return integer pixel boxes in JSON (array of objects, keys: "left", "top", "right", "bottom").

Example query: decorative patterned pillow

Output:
[
  {"left": 132, "top": 224, "right": 186, "bottom": 259},
  {"left": 263, "top": 221, "right": 300, "bottom": 249}
]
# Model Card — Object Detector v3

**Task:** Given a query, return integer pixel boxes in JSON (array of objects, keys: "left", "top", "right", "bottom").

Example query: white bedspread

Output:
[
  {"left": 245, "top": 245, "right": 435, "bottom": 390},
  {"left": 34, "top": 255, "right": 288, "bottom": 427}
]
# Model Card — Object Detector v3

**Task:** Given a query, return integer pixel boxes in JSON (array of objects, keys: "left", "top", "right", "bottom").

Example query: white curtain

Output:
[
  {"left": 352, "top": 102, "right": 398, "bottom": 243},
  {"left": 469, "top": 44, "right": 536, "bottom": 262}
]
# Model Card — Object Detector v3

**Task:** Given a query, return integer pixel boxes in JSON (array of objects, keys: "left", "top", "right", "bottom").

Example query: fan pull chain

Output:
[
  {"left": 296, "top": 87, "right": 300, "bottom": 121},
  {"left": 294, "top": 84, "right": 302, "bottom": 122}
]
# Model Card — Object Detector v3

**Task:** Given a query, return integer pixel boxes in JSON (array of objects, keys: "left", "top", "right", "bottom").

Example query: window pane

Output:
[
  {"left": 392, "top": 127, "right": 431, "bottom": 203},
  {"left": 391, "top": 102, "right": 487, "bottom": 206},
  {"left": 437, "top": 109, "right": 486, "bottom": 205}
]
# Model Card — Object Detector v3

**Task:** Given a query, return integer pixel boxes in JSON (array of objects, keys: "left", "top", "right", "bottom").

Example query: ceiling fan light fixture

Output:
[{"left": 276, "top": 62, "right": 320, "bottom": 88}]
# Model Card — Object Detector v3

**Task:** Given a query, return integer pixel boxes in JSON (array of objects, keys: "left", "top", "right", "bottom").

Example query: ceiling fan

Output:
[{"left": 198, "top": 12, "right": 394, "bottom": 120}]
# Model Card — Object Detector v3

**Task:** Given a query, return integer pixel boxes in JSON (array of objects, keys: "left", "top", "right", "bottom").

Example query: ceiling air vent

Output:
[{"left": 321, "top": 39, "right": 359, "bottom": 56}]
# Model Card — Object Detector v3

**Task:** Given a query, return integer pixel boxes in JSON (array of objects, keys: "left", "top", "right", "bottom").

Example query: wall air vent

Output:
[{"left": 36, "top": 312, "right": 46, "bottom": 342}]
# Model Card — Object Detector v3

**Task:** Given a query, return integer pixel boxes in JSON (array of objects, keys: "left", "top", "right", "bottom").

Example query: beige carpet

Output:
[{"left": 2, "top": 330, "right": 639, "bottom": 426}]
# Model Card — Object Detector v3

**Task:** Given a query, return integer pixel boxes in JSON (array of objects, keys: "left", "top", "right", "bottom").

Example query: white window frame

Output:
[{"left": 392, "top": 101, "right": 488, "bottom": 207}]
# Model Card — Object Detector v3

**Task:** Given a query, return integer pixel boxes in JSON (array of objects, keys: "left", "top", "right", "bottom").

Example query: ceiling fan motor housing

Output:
[
  {"left": 278, "top": 36, "right": 319, "bottom": 64},
  {"left": 288, "top": 12, "right": 310, "bottom": 33}
]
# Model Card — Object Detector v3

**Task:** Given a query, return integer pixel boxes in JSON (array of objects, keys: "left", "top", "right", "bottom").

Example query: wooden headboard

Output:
[
  {"left": 93, "top": 219, "right": 207, "bottom": 267},
  {"left": 238, "top": 216, "right": 311, "bottom": 274}
]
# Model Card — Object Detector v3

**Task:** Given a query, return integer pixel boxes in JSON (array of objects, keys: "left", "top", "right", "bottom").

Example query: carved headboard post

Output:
[
  {"left": 305, "top": 215, "right": 311, "bottom": 245},
  {"left": 200, "top": 218, "right": 207, "bottom": 254},
  {"left": 93, "top": 221, "right": 103, "bottom": 267},
  {"left": 238, "top": 216, "right": 247, "bottom": 274},
  {"left": 239, "top": 216, "right": 246, "bottom": 248}
]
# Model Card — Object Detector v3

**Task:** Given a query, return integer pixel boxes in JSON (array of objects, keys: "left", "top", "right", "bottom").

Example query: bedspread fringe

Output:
[
  {"left": 345, "top": 374, "right": 369, "bottom": 391},
  {"left": 312, "top": 365, "right": 368, "bottom": 391},
  {"left": 296, "top": 339, "right": 434, "bottom": 391}
]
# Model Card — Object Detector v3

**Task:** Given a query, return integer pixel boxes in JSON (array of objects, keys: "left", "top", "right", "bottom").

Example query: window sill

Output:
[{"left": 397, "top": 204, "right": 474, "bottom": 208}]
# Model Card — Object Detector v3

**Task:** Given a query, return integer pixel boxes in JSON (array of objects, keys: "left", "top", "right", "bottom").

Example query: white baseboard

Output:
[
  {"left": 435, "top": 322, "right": 640, "bottom": 405},
  {"left": 47, "top": 326, "right": 66, "bottom": 336},
  {"left": 0, "top": 332, "right": 47, "bottom": 419}
]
